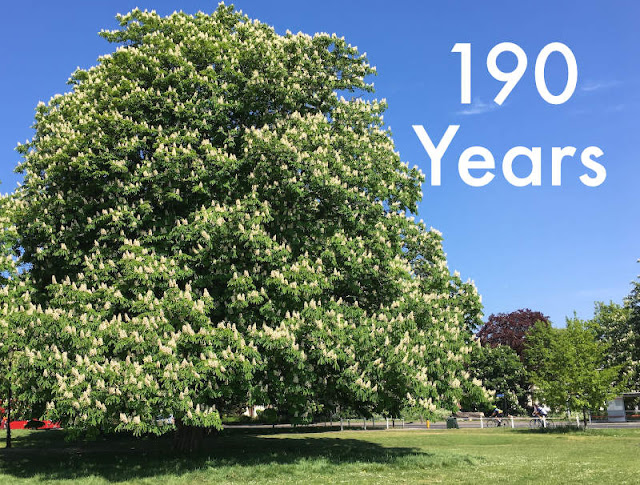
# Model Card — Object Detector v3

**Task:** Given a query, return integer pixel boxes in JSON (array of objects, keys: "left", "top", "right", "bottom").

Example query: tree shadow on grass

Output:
[
  {"left": 0, "top": 428, "right": 438, "bottom": 482},
  {"left": 513, "top": 426, "right": 624, "bottom": 436}
]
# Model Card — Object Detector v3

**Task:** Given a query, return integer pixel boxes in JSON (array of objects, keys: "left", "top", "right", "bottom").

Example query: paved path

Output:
[
  {"left": 224, "top": 420, "right": 640, "bottom": 431},
  {"left": 402, "top": 420, "right": 640, "bottom": 430}
]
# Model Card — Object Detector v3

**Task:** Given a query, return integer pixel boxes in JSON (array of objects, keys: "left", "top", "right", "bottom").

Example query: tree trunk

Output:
[
  {"left": 5, "top": 358, "right": 11, "bottom": 449},
  {"left": 582, "top": 408, "right": 588, "bottom": 429},
  {"left": 173, "top": 419, "right": 205, "bottom": 452}
]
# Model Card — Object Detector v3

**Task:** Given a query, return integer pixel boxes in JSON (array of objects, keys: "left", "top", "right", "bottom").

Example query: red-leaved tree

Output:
[{"left": 477, "top": 309, "right": 550, "bottom": 357}]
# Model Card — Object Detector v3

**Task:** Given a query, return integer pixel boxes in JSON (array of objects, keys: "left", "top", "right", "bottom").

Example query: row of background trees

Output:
[{"left": 464, "top": 269, "right": 640, "bottom": 425}]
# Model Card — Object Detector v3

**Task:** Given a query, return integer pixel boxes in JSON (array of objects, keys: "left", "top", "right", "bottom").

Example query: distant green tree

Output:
[
  {"left": 524, "top": 318, "right": 622, "bottom": 427},
  {"left": 622, "top": 265, "right": 640, "bottom": 390},
  {"left": 522, "top": 320, "right": 552, "bottom": 379},
  {"left": 465, "top": 344, "right": 527, "bottom": 415},
  {"left": 587, "top": 262, "right": 640, "bottom": 391},
  {"left": 589, "top": 301, "right": 633, "bottom": 388}
]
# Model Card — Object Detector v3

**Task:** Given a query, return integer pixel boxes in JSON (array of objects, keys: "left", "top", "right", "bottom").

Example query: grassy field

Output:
[{"left": 0, "top": 427, "right": 638, "bottom": 484}]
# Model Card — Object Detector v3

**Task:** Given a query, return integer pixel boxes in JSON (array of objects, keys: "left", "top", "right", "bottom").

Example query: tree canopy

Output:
[
  {"left": 524, "top": 318, "right": 622, "bottom": 426},
  {"left": 590, "top": 265, "right": 640, "bottom": 391},
  {"left": 3, "top": 5, "right": 484, "bottom": 440},
  {"left": 465, "top": 344, "right": 528, "bottom": 414},
  {"left": 622, "top": 266, "right": 640, "bottom": 390},
  {"left": 477, "top": 308, "right": 549, "bottom": 357},
  {"left": 589, "top": 301, "right": 632, "bottom": 388}
]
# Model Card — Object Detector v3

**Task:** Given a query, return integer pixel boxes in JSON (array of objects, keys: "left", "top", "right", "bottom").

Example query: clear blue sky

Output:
[{"left": 1, "top": 1, "right": 638, "bottom": 326}]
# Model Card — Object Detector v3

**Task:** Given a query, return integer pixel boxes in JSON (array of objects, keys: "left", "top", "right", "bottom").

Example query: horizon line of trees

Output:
[{"left": 465, "top": 267, "right": 640, "bottom": 426}]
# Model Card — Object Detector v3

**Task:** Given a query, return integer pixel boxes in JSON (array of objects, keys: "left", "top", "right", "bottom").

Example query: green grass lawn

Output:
[{"left": 0, "top": 427, "right": 638, "bottom": 484}]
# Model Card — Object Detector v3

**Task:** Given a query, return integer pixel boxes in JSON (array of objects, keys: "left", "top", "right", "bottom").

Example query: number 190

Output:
[{"left": 451, "top": 42, "right": 578, "bottom": 105}]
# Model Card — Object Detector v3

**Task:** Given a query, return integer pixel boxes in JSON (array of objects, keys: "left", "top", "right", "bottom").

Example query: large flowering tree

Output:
[{"left": 5, "top": 5, "right": 485, "bottom": 448}]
